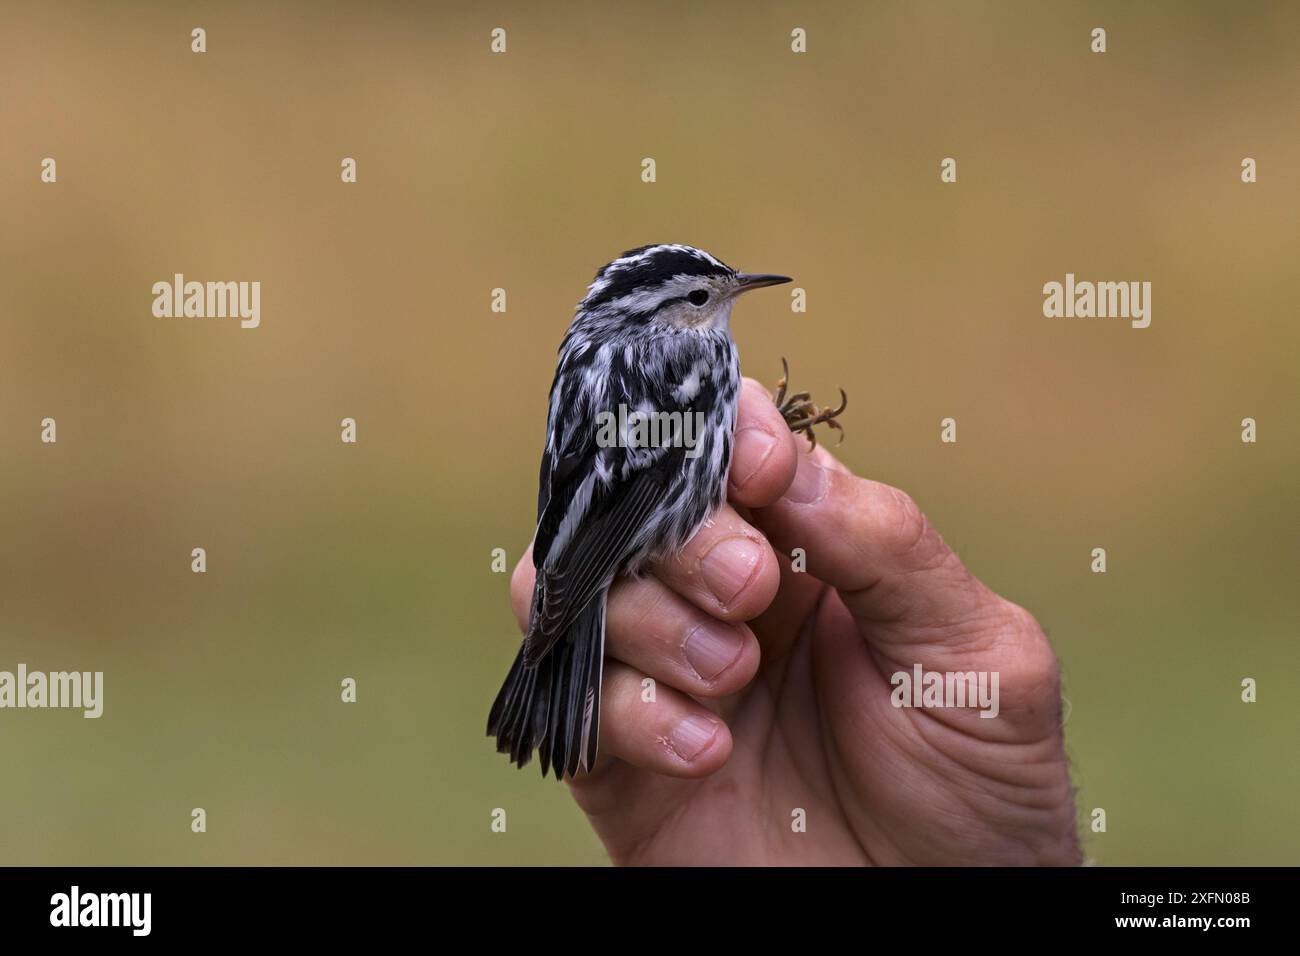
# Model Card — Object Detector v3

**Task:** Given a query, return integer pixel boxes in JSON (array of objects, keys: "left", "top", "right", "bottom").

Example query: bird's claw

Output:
[{"left": 771, "top": 358, "right": 847, "bottom": 450}]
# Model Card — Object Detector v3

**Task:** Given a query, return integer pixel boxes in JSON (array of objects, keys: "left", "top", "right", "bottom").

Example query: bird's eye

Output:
[{"left": 687, "top": 289, "right": 709, "bottom": 307}]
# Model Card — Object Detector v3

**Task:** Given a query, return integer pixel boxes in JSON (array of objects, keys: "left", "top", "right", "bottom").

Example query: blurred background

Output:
[{"left": 1, "top": 1, "right": 1297, "bottom": 865}]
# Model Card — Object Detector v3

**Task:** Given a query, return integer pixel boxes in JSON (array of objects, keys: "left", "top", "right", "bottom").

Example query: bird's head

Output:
[{"left": 580, "top": 244, "right": 790, "bottom": 333}]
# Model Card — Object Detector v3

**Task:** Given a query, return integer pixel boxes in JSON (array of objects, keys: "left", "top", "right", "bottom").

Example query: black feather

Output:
[
  {"left": 525, "top": 468, "right": 667, "bottom": 665},
  {"left": 583, "top": 245, "right": 733, "bottom": 311},
  {"left": 487, "top": 593, "right": 606, "bottom": 781}
]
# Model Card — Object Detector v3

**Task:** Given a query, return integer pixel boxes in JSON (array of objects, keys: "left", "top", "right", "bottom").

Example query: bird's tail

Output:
[{"left": 487, "top": 592, "right": 605, "bottom": 780}]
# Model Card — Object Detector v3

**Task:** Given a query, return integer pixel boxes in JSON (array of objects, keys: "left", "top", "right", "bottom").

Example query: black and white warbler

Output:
[{"left": 488, "top": 244, "right": 790, "bottom": 779}]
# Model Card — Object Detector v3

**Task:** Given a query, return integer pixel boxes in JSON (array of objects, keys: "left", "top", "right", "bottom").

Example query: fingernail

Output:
[
  {"left": 784, "top": 455, "right": 828, "bottom": 504},
  {"left": 670, "top": 715, "right": 719, "bottom": 762},
  {"left": 729, "top": 427, "right": 777, "bottom": 491},
  {"left": 700, "top": 536, "right": 761, "bottom": 607},
  {"left": 684, "top": 623, "right": 744, "bottom": 681}
]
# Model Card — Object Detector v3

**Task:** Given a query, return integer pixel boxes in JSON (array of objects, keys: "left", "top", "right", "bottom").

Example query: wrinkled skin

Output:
[{"left": 509, "top": 379, "right": 1080, "bottom": 866}]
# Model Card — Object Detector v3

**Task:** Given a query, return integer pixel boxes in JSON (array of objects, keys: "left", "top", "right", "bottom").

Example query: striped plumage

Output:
[{"left": 487, "top": 244, "right": 788, "bottom": 779}]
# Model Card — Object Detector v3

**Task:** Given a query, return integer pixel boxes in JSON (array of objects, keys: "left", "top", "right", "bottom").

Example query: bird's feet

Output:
[{"left": 772, "top": 357, "right": 847, "bottom": 450}]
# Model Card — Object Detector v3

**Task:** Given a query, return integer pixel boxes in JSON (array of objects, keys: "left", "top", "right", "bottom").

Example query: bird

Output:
[{"left": 487, "top": 244, "right": 791, "bottom": 779}]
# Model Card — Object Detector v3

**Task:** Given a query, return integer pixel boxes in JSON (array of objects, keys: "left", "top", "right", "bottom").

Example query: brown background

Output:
[{"left": 1, "top": 1, "right": 1296, "bottom": 864}]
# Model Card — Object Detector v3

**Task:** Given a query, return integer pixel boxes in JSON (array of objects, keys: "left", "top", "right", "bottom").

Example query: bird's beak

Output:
[{"left": 733, "top": 273, "right": 792, "bottom": 295}]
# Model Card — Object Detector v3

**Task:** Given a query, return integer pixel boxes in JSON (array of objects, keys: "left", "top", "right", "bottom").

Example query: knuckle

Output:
[
  {"left": 509, "top": 555, "right": 533, "bottom": 599},
  {"left": 1004, "top": 601, "right": 1046, "bottom": 642},
  {"left": 874, "top": 485, "right": 943, "bottom": 568},
  {"left": 995, "top": 601, "right": 1062, "bottom": 709},
  {"left": 618, "top": 576, "right": 668, "bottom": 637},
  {"left": 509, "top": 556, "right": 535, "bottom": 627}
]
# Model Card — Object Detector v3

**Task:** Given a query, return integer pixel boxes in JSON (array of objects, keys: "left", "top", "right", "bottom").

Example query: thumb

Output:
[{"left": 752, "top": 445, "right": 1001, "bottom": 665}]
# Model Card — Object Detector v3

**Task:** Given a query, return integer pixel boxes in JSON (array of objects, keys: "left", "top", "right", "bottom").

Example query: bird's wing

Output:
[{"left": 525, "top": 439, "right": 676, "bottom": 667}]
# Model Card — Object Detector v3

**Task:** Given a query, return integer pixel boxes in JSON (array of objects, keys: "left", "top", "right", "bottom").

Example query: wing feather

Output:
[{"left": 523, "top": 466, "right": 666, "bottom": 665}]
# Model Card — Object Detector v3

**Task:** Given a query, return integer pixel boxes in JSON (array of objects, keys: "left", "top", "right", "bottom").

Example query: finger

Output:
[
  {"left": 753, "top": 446, "right": 999, "bottom": 645},
  {"left": 509, "top": 545, "right": 535, "bottom": 633},
  {"left": 813, "top": 586, "right": 1065, "bottom": 748},
  {"left": 727, "top": 378, "right": 801, "bottom": 508},
  {"left": 650, "top": 503, "right": 780, "bottom": 622},
  {"left": 595, "top": 660, "right": 731, "bottom": 777},
  {"left": 606, "top": 573, "right": 760, "bottom": 697},
  {"left": 514, "top": 542, "right": 761, "bottom": 695},
  {"left": 746, "top": 547, "right": 828, "bottom": 662},
  {"left": 810, "top": 441, "right": 853, "bottom": 475}
]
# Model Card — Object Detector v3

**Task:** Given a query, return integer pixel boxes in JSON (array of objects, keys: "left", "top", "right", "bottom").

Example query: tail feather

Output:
[
  {"left": 580, "top": 627, "right": 602, "bottom": 770},
  {"left": 487, "top": 593, "right": 606, "bottom": 780}
]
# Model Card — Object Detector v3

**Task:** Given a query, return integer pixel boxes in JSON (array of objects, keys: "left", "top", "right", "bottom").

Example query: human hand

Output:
[{"left": 509, "top": 379, "right": 1080, "bottom": 865}]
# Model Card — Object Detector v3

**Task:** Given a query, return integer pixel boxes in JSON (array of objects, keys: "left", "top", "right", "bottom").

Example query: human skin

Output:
[{"left": 509, "top": 378, "right": 1081, "bottom": 865}]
